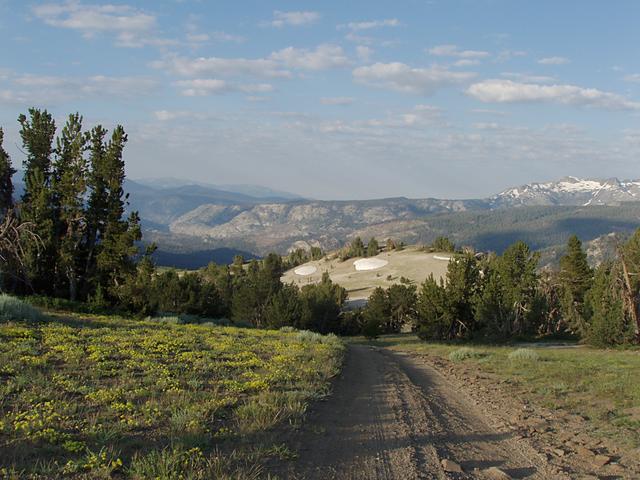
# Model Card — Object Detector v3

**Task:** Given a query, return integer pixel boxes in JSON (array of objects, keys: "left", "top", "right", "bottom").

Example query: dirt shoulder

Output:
[
  {"left": 401, "top": 349, "right": 638, "bottom": 479},
  {"left": 271, "top": 345, "right": 562, "bottom": 479}
]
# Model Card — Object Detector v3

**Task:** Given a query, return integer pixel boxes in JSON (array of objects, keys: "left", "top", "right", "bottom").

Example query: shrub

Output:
[
  {"left": 508, "top": 348, "right": 540, "bottom": 362},
  {"left": 296, "top": 330, "right": 341, "bottom": 346},
  {"left": 448, "top": 347, "right": 485, "bottom": 362},
  {"left": 0, "top": 294, "right": 46, "bottom": 322}
]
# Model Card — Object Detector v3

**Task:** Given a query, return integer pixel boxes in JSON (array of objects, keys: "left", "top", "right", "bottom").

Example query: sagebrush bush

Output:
[
  {"left": 508, "top": 348, "right": 540, "bottom": 362},
  {"left": 448, "top": 347, "right": 486, "bottom": 362},
  {"left": 0, "top": 294, "right": 46, "bottom": 322}
]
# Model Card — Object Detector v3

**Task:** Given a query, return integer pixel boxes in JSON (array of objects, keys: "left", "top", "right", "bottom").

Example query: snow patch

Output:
[
  {"left": 294, "top": 265, "right": 317, "bottom": 276},
  {"left": 353, "top": 258, "right": 388, "bottom": 271}
]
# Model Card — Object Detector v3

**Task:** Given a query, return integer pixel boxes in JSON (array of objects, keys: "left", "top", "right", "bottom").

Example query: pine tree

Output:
[
  {"left": 367, "top": 237, "right": 379, "bottom": 257},
  {"left": 93, "top": 126, "right": 141, "bottom": 298},
  {"left": 18, "top": 109, "right": 57, "bottom": 292},
  {"left": 0, "top": 128, "right": 15, "bottom": 213},
  {"left": 445, "top": 252, "right": 480, "bottom": 337},
  {"left": 349, "top": 237, "right": 365, "bottom": 258},
  {"left": 559, "top": 235, "right": 593, "bottom": 334},
  {"left": 585, "top": 262, "right": 630, "bottom": 346},
  {"left": 83, "top": 125, "right": 109, "bottom": 294},
  {"left": 53, "top": 113, "right": 89, "bottom": 299},
  {"left": 415, "top": 274, "right": 448, "bottom": 340},
  {"left": 363, "top": 286, "right": 390, "bottom": 331},
  {"left": 387, "top": 283, "right": 417, "bottom": 332},
  {"left": 264, "top": 283, "right": 303, "bottom": 328},
  {"left": 475, "top": 242, "right": 539, "bottom": 337}
]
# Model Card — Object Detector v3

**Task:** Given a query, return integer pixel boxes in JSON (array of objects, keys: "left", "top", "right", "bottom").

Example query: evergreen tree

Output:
[
  {"left": 18, "top": 109, "right": 57, "bottom": 292},
  {"left": 84, "top": 125, "right": 109, "bottom": 293},
  {"left": 387, "top": 283, "right": 417, "bottom": 332},
  {"left": 300, "top": 272, "right": 346, "bottom": 333},
  {"left": 618, "top": 229, "right": 640, "bottom": 342},
  {"left": 349, "top": 237, "right": 365, "bottom": 258},
  {"left": 94, "top": 126, "right": 141, "bottom": 298},
  {"left": 585, "top": 262, "right": 630, "bottom": 346},
  {"left": 559, "top": 235, "right": 593, "bottom": 334},
  {"left": 415, "top": 274, "right": 448, "bottom": 340},
  {"left": 0, "top": 128, "right": 15, "bottom": 213},
  {"left": 432, "top": 236, "right": 455, "bottom": 252},
  {"left": 445, "top": 253, "right": 480, "bottom": 337},
  {"left": 475, "top": 242, "right": 539, "bottom": 337},
  {"left": 367, "top": 237, "right": 379, "bottom": 257},
  {"left": 363, "top": 287, "right": 390, "bottom": 333},
  {"left": 264, "top": 283, "right": 303, "bottom": 328},
  {"left": 53, "top": 113, "right": 89, "bottom": 299}
]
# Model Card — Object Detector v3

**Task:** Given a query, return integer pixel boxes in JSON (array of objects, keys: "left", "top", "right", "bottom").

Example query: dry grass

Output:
[{"left": 281, "top": 246, "right": 450, "bottom": 303}]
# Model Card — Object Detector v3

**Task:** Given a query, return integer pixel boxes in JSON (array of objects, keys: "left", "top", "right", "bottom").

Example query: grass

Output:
[
  {"left": 366, "top": 333, "right": 640, "bottom": 449},
  {"left": 0, "top": 299, "right": 344, "bottom": 479},
  {"left": 0, "top": 295, "right": 46, "bottom": 322}
]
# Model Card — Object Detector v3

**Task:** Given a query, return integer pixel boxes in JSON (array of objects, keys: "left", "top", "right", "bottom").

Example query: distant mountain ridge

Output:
[
  {"left": 10, "top": 174, "right": 640, "bottom": 262},
  {"left": 490, "top": 176, "right": 640, "bottom": 208},
  {"left": 145, "top": 176, "right": 640, "bottom": 254}
]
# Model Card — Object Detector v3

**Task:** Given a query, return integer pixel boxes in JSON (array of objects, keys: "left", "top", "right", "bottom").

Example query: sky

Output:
[{"left": 0, "top": 0, "right": 639, "bottom": 200}]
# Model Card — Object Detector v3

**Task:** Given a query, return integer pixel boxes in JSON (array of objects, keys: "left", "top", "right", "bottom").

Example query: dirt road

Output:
[{"left": 274, "top": 345, "right": 557, "bottom": 479}]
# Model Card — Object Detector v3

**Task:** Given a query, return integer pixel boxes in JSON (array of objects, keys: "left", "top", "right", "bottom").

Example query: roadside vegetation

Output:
[
  {"left": 0, "top": 296, "right": 343, "bottom": 478},
  {"left": 367, "top": 334, "right": 640, "bottom": 449},
  {"left": 356, "top": 233, "right": 639, "bottom": 347}
]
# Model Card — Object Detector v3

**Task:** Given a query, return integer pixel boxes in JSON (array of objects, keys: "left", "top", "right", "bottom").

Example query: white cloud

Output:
[
  {"left": 186, "top": 33, "right": 209, "bottom": 43},
  {"left": 31, "top": 1, "right": 170, "bottom": 48},
  {"left": 174, "top": 79, "right": 273, "bottom": 96},
  {"left": 537, "top": 56, "right": 570, "bottom": 65},
  {"left": 212, "top": 31, "right": 245, "bottom": 43},
  {"left": 320, "top": 97, "right": 355, "bottom": 106},
  {"left": 501, "top": 72, "right": 556, "bottom": 83},
  {"left": 428, "top": 44, "right": 489, "bottom": 59},
  {"left": 270, "top": 10, "right": 320, "bottom": 28},
  {"left": 270, "top": 44, "right": 350, "bottom": 71},
  {"left": 353, "top": 62, "right": 476, "bottom": 95},
  {"left": 340, "top": 19, "right": 400, "bottom": 31},
  {"left": 495, "top": 50, "right": 527, "bottom": 62},
  {"left": 624, "top": 74, "right": 640, "bottom": 83},
  {"left": 154, "top": 110, "right": 191, "bottom": 121},
  {"left": 356, "top": 46, "right": 373, "bottom": 62},
  {"left": 467, "top": 79, "right": 640, "bottom": 110},
  {"left": 0, "top": 73, "right": 157, "bottom": 105},
  {"left": 152, "top": 55, "right": 292, "bottom": 79},
  {"left": 452, "top": 59, "right": 480, "bottom": 67}
]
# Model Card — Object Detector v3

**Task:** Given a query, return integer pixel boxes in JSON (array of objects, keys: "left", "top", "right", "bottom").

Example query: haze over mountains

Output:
[
  {"left": 131, "top": 176, "right": 640, "bottom": 261},
  {"left": 12, "top": 174, "right": 640, "bottom": 266}
]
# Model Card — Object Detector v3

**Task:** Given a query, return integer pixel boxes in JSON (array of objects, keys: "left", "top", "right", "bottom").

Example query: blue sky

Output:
[{"left": 0, "top": 1, "right": 639, "bottom": 199}]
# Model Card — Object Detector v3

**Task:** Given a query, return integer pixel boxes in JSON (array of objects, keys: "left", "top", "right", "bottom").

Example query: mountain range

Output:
[
  {"left": 12, "top": 175, "right": 640, "bottom": 266},
  {"left": 135, "top": 176, "right": 640, "bottom": 256}
]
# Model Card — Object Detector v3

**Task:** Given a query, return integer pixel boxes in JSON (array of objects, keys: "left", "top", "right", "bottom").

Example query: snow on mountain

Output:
[{"left": 490, "top": 176, "right": 640, "bottom": 208}]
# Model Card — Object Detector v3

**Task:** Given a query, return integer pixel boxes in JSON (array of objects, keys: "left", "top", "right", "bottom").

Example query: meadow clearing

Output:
[{"left": 0, "top": 298, "right": 344, "bottom": 479}]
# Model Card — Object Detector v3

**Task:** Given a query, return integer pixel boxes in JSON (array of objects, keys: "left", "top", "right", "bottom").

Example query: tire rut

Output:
[{"left": 272, "top": 345, "right": 555, "bottom": 480}]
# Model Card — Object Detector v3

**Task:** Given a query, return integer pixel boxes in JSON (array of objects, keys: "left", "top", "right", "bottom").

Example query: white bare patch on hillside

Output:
[
  {"left": 294, "top": 265, "right": 318, "bottom": 276},
  {"left": 353, "top": 258, "right": 389, "bottom": 271}
]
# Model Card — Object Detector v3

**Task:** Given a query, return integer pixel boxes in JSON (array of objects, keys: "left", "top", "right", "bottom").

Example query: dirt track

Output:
[{"left": 274, "top": 345, "right": 558, "bottom": 479}]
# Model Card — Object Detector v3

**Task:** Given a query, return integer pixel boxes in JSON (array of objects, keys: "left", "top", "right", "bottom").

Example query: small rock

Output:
[
  {"left": 483, "top": 466, "right": 511, "bottom": 479},
  {"left": 593, "top": 454, "right": 611, "bottom": 468},
  {"left": 553, "top": 448, "right": 566, "bottom": 457},
  {"left": 441, "top": 459, "right": 463, "bottom": 473}
]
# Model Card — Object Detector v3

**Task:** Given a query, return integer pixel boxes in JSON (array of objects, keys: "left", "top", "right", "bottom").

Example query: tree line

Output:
[
  {"left": 0, "top": 109, "right": 347, "bottom": 333},
  {"left": 0, "top": 109, "right": 140, "bottom": 304},
  {"left": 357, "top": 235, "right": 640, "bottom": 346}
]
